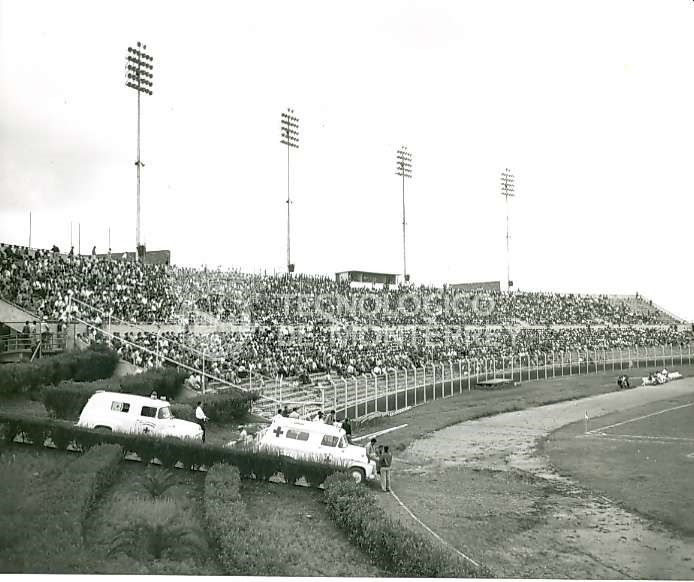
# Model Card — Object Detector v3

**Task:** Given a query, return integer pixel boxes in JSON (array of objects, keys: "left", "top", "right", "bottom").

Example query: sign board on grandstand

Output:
[
  {"left": 449, "top": 280, "right": 501, "bottom": 292},
  {"left": 96, "top": 249, "right": 171, "bottom": 265},
  {"left": 336, "top": 270, "right": 399, "bottom": 286}
]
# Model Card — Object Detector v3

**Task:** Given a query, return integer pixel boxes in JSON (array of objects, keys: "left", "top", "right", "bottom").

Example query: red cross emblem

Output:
[{"left": 273, "top": 425, "right": 284, "bottom": 438}]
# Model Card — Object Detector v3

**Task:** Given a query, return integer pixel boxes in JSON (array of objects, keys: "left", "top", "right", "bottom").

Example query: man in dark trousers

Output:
[
  {"left": 379, "top": 446, "right": 393, "bottom": 492},
  {"left": 195, "top": 402, "right": 209, "bottom": 443}
]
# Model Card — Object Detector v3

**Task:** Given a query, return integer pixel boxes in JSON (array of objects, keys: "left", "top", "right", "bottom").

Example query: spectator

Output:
[
  {"left": 365, "top": 438, "right": 378, "bottom": 464},
  {"left": 195, "top": 401, "right": 209, "bottom": 443},
  {"left": 313, "top": 411, "right": 324, "bottom": 422},
  {"left": 288, "top": 407, "right": 300, "bottom": 419},
  {"left": 379, "top": 445, "right": 393, "bottom": 492},
  {"left": 342, "top": 417, "right": 352, "bottom": 443}
]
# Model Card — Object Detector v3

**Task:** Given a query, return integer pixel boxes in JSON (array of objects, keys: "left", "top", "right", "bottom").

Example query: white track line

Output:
[
  {"left": 352, "top": 424, "right": 408, "bottom": 442},
  {"left": 587, "top": 402, "right": 694, "bottom": 434},
  {"left": 388, "top": 488, "right": 481, "bottom": 569}
]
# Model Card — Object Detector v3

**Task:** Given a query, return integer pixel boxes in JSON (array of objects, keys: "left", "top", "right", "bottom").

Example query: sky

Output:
[{"left": 1, "top": 0, "right": 693, "bottom": 321}]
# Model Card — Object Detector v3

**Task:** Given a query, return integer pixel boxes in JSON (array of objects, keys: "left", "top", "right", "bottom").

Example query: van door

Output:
[{"left": 135, "top": 404, "right": 158, "bottom": 435}]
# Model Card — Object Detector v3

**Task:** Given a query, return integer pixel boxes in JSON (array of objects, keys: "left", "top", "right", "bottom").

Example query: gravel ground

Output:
[{"left": 391, "top": 379, "right": 694, "bottom": 579}]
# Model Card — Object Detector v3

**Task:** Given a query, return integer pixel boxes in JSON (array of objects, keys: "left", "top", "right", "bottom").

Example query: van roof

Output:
[
  {"left": 90, "top": 391, "right": 170, "bottom": 408},
  {"left": 271, "top": 416, "right": 344, "bottom": 436}
]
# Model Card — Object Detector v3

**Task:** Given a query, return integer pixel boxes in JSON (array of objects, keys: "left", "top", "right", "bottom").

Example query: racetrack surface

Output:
[{"left": 390, "top": 379, "right": 694, "bottom": 578}]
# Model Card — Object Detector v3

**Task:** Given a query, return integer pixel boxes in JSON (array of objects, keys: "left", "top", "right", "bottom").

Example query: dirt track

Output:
[{"left": 397, "top": 379, "right": 694, "bottom": 579}]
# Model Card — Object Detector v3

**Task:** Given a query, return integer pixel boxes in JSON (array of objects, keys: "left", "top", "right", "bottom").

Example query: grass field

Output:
[
  {"left": 241, "top": 480, "right": 385, "bottom": 577},
  {"left": 542, "top": 392, "right": 694, "bottom": 536}
]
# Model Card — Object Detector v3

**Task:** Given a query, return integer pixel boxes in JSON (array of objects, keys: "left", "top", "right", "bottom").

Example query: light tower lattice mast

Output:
[
  {"left": 125, "top": 42, "right": 154, "bottom": 260},
  {"left": 500, "top": 168, "right": 516, "bottom": 291},
  {"left": 280, "top": 108, "right": 299, "bottom": 273},
  {"left": 396, "top": 146, "right": 413, "bottom": 282}
]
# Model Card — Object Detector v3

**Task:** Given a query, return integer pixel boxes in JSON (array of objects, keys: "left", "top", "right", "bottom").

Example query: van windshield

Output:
[{"left": 158, "top": 406, "right": 173, "bottom": 420}]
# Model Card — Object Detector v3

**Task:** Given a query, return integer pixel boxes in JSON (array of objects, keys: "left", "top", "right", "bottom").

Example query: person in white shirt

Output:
[
  {"left": 312, "top": 411, "right": 324, "bottom": 422},
  {"left": 288, "top": 407, "right": 300, "bottom": 419},
  {"left": 238, "top": 425, "right": 248, "bottom": 443},
  {"left": 195, "top": 401, "right": 209, "bottom": 443}
]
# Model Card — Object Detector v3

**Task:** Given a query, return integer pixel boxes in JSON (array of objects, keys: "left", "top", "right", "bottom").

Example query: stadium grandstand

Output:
[{"left": 1, "top": 241, "right": 691, "bottom": 418}]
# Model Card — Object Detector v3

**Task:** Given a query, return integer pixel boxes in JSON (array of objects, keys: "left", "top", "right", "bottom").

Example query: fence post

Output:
[
  {"left": 423, "top": 366, "right": 427, "bottom": 404},
  {"left": 342, "top": 378, "right": 348, "bottom": 419},
  {"left": 544, "top": 353, "right": 548, "bottom": 380},
  {"left": 413, "top": 367, "right": 417, "bottom": 405},
  {"left": 511, "top": 355, "right": 515, "bottom": 383},
  {"left": 404, "top": 368, "right": 408, "bottom": 407},
  {"left": 385, "top": 373, "right": 389, "bottom": 413},
  {"left": 329, "top": 380, "right": 335, "bottom": 415},
  {"left": 449, "top": 362, "right": 453, "bottom": 396},
  {"left": 552, "top": 351, "right": 555, "bottom": 378},
  {"left": 690, "top": 343, "right": 692, "bottom": 365},
  {"left": 432, "top": 363, "right": 436, "bottom": 401},
  {"left": 569, "top": 351, "right": 572, "bottom": 376},
  {"left": 373, "top": 374, "right": 378, "bottom": 413},
  {"left": 492, "top": 357, "right": 496, "bottom": 379},
  {"left": 395, "top": 369, "right": 399, "bottom": 410},
  {"left": 594, "top": 349, "right": 598, "bottom": 374},
  {"left": 466, "top": 359, "right": 471, "bottom": 390},
  {"left": 458, "top": 360, "right": 462, "bottom": 393},
  {"left": 484, "top": 358, "right": 488, "bottom": 381}
]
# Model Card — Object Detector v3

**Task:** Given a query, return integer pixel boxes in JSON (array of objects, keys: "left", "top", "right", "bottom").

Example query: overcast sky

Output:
[{"left": 1, "top": 0, "right": 693, "bottom": 321}]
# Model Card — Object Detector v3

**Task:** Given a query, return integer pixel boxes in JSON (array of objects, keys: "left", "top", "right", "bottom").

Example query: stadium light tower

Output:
[
  {"left": 280, "top": 108, "right": 299, "bottom": 273},
  {"left": 125, "top": 42, "right": 154, "bottom": 261},
  {"left": 395, "top": 146, "right": 413, "bottom": 282},
  {"left": 500, "top": 168, "right": 516, "bottom": 291}
]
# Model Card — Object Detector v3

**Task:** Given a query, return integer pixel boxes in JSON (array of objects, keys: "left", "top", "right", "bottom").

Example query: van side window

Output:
[
  {"left": 286, "top": 429, "right": 310, "bottom": 441},
  {"left": 140, "top": 406, "right": 157, "bottom": 418},
  {"left": 110, "top": 401, "right": 130, "bottom": 413},
  {"left": 321, "top": 435, "right": 339, "bottom": 447}
]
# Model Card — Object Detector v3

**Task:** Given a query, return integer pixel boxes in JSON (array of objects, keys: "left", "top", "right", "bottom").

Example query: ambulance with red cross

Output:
[{"left": 253, "top": 416, "right": 377, "bottom": 483}]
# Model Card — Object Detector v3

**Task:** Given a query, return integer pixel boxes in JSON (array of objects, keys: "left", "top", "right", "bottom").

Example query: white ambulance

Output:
[
  {"left": 77, "top": 391, "right": 204, "bottom": 440},
  {"left": 252, "top": 416, "right": 376, "bottom": 483}
]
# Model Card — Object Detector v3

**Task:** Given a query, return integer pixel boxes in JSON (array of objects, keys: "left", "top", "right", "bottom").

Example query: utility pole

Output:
[
  {"left": 396, "top": 146, "right": 413, "bottom": 283},
  {"left": 500, "top": 168, "right": 516, "bottom": 291},
  {"left": 280, "top": 108, "right": 299, "bottom": 273},
  {"left": 125, "top": 42, "right": 154, "bottom": 261}
]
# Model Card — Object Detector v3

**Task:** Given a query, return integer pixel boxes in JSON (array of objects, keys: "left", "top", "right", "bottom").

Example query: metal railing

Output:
[{"left": 317, "top": 343, "right": 694, "bottom": 423}]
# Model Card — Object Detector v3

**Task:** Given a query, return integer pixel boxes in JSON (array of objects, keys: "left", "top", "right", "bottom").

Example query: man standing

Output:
[
  {"left": 379, "top": 445, "right": 393, "bottom": 492},
  {"left": 365, "top": 438, "right": 378, "bottom": 464},
  {"left": 288, "top": 407, "right": 300, "bottom": 419},
  {"left": 195, "top": 401, "right": 209, "bottom": 443},
  {"left": 342, "top": 417, "right": 353, "bottom": 443}
]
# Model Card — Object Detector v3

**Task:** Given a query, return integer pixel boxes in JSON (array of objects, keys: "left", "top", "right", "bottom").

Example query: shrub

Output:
[
  {"left": 139, "top": 465, "right": 178, "bottom": 498},
  {"left": 41, "top": 379, "right": 119, "bottom": 420},
  {"left": 119, "top": 367, "right": 189, "bottom": 400},
  {"left": 0, "top": 412, "right": 339, "bottom": 486},
  {"left": 109, "top": 497, "right": 206, "bottom": 560},
  {"left": 0, "top": 345, "right": 119, "bottom": 397},
  {"left": 204, "top": 464, "right": 288, "bottom": 576},
  {"left": 323, "top": 473, "right": 492, "bottom": 578},
  {"left": 198, "top": 390, "right": 260, "bottom": 423}
]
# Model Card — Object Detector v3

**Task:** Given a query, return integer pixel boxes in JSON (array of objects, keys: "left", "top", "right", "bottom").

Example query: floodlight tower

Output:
[
  {"left": 395, "top": 146, "right": 413, "bottom": 282},
  {"left": 280, "top": 108, "right": 300, "bottom": 273},
  {"left": 500, "top": 168, "right": 516, "bottom": 291},
  {"left": 125, "top": 42, "right": 154, "bottom": 261}
]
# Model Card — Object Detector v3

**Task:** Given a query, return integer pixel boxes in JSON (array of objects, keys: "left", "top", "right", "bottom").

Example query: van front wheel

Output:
[
  {"left": 94, "top": 426, "right": 112, "bottom": 433},
  {"left": 349, "top": 467, "right": 365, "bottom": 484}
]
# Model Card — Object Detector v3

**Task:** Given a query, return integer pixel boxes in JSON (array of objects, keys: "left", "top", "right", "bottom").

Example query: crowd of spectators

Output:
[
  {"left": 3, "top": 242, "right": 690, "bottom": 384},
  {"left": 85, "top": 321, "right": 691, "bottom": 383}
]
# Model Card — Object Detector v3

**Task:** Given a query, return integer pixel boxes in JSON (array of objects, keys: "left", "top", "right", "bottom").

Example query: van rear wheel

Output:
[{"left": 349, "top": 467, "right": 365, "bottom": 484}]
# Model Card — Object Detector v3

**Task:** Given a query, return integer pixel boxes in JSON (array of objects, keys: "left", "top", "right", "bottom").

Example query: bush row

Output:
[
  {"left": 41, "top": 377, "right": 257, "bottom": 422},
  {"left": 204, "top": 464, "right": 289, "bottom": 575},
  {"left": 172, "top": 390, "right": 260, "bottom": 423},
  {"left": 0, "top": 412, "right": 338, "bottom": 485},
  {"left": 0, "top": 344, "right": 119, "bottom": 396},
  {"left": 323, "top": 473, "right": 491, "bottom": 578},
  {"left": 9, "top": 443, "right": 123, "bottom": 573}
]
